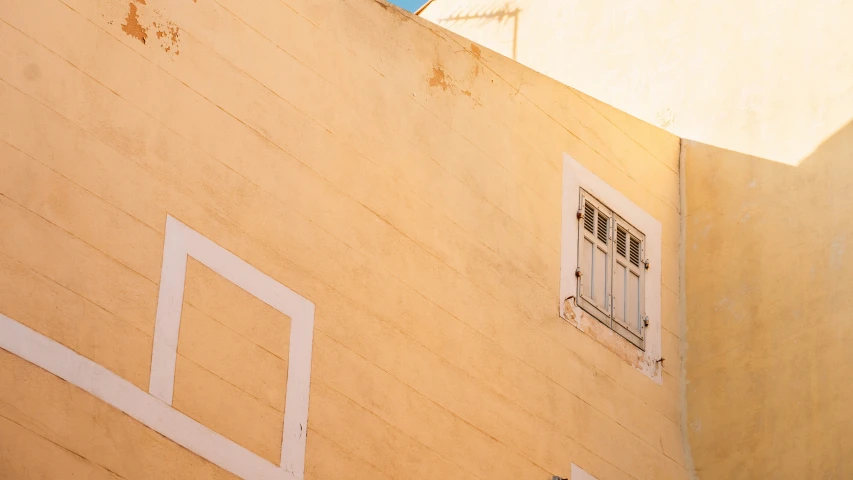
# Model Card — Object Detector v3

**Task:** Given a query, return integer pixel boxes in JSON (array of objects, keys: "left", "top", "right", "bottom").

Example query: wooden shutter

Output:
[
  {"left": 611, "top": 215, "right": 645, "bottom": 350},
  {"left": 577, "top": 190, "right": 612, "bottom": 327}
]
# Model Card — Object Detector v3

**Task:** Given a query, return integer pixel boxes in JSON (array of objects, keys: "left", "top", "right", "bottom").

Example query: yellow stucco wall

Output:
[
  {"left": 419, "top": 0, "right": 853, "bottom": 165},
  {"left": 0, "top": 0, "right": 687, "bottom": 479},
  {"left": 684, "top": 121, "right": 853, "bottom": 478}
]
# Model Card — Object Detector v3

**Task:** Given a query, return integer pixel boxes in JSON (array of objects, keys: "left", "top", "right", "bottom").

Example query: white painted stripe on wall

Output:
[
  {"left": 1, "top": 214, "right": 316, "bottom": 479},
  {"left": 149, "top": 215, "right": 189, "bottom": 405},
  {"left": 571, "top": 463, "right": 599, "bottom": 480},
  {"left": 0, "top": 313, "right": 284, "bottom": 480}
]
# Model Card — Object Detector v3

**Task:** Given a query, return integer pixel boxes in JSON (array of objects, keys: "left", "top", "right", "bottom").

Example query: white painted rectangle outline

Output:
[
  {"left": 571, "top": 463, "right": 599, "bottom": 480},
  {"left": 0, "top": 214, "right": 315, "bottom": 479},
  {"left": 560, "top": 153, "right": 663, "bottom": 382}
]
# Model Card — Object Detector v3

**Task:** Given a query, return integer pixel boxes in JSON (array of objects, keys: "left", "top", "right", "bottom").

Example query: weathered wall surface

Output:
[
  {"left": 685, "top": 122, "right": 853, "bottom": 478},
  {"left": 419, "top": 0, "right": 853, "bottom": 165},
  {"left": 0, "top": 0, "right": 685, "bottom": 478}
]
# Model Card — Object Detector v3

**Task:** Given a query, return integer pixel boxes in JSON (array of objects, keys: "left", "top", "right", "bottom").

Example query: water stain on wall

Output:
[
  {"left": 470, "top": 44, "right": 481, "bottom": 60},
  {"left": 428, "top": 66, "right": 450, "bottom": 91}
]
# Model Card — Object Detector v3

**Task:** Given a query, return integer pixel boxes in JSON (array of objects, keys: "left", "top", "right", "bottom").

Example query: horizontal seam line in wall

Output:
[
  {"left": 570, "top": 93, "right": 680, "bottom": 175},
  {"left": 305, "top": 427, "right": 394, "bottom": 480},
  {"left": 315, "top": 381, "right": 492, "bottom": 480},
  {"left": 177, "top": 305, "right": 288, "bottom": 409},
  {"left": 318, "top": 330, "right": 623, "bottom": 479},
  {"left": 0, "top": 249, "right": 152, "bottom": 385},
  {"left": 662, "top": 325, "right": 681, "bottom": 340},
  {"left": 0, "top": 191, "right": 156, "bottom": 336},
  {"left": 0, "top": 413, "right": 128, "bottom": 479},
  {"left": 173, "top": 353, "right": 285, "bottom": 461},
  {"left": 181, "top": 302, "right": 288, "bottom": 366}
]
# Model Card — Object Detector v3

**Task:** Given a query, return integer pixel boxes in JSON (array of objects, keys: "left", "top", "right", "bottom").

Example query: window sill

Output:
[{"left": 562, "top": 299, "right": 662, "bottom": 382}]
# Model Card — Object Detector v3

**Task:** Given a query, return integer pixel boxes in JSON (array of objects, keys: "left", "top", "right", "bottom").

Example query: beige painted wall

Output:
[
  {"left": 0, "top": 0, "right": 686, "bottom": 479},
  {"left": 419, "top": 0, "right": 853, "bottom": 165},
  {"left": 685, "top": 122, "right": 853, "bottom": 478}
]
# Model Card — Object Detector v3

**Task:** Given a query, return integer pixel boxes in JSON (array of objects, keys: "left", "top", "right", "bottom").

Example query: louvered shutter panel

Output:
[
  {"left": 577, "top": 191, "right": 612, "bottom": 327},
  {"left": 611, "top": 214, "right": 645, "bottom": 350}
]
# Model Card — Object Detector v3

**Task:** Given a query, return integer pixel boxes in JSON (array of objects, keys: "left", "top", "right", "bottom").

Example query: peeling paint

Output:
[
  {"left": 121, "top": 3, "right": 148, "bottom": 44},
  {"left": 151, "top": 20, "right": 181, "bottom": 56},
  {"left": 428, "top": 66, "right": 450, "bottom": 91}
]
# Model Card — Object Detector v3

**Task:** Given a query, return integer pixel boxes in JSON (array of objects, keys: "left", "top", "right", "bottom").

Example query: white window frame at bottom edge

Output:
[{"left": 559, "top": 153, "right": 663, "bottom": 383}]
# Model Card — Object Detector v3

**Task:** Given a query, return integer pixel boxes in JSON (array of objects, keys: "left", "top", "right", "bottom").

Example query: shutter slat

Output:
[
  {"left": 583, "top": 203, "right": 595, "bottom": 233},
  {"left": 630, "top": 236, "right": 641, "bottom": 267},
  {"left": 597, "top": 212, "right": 609, "bottom": 243},
  {"left": 616, "top": 227, "right": 627, "bottom": 257}
]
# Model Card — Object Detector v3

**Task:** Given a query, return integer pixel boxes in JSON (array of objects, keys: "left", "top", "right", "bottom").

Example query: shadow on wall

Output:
[
  {"left": 436, "top": 3, "right": 520, "bottom": 59},
  {"left": 684, "top": 118, "right": 853, "bottom": 479}
]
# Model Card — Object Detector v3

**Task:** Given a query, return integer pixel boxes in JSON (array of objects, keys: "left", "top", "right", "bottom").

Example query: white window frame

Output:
[{"left": 560, "top": 153, "right": 663, "bottom": 383}]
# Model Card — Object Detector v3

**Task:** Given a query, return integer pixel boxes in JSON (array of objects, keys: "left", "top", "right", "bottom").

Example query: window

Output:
[
  {"left": 560, "top": 153, "right": 662, "bottom": 382},
  {"left": 576, "top": 189, "right": 647, "bottom": 350}
]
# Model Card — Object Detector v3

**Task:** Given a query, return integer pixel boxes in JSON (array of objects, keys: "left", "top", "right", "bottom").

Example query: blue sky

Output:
[{"left": 388, "top": 0, "right": 427, "bottom": 12}]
